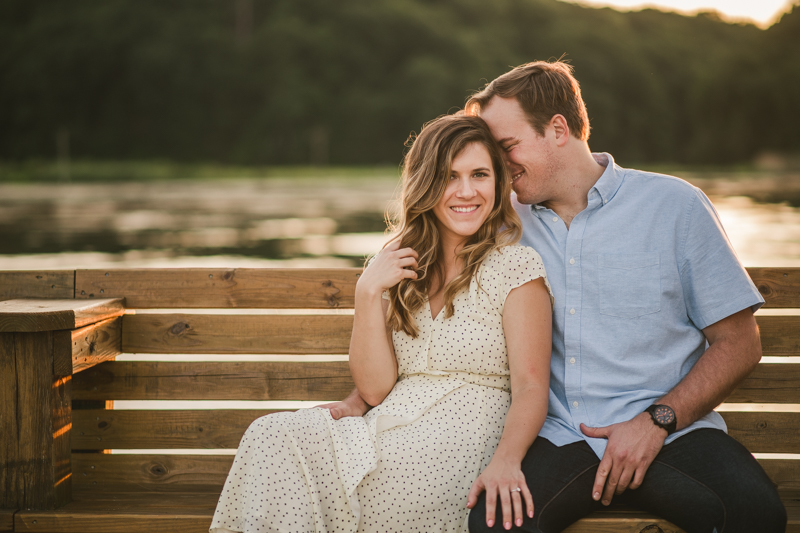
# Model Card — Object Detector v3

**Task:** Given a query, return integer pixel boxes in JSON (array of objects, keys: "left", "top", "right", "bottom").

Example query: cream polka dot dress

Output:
[{"left": 210, "top": 244, "right": 551, "bottom": 533}]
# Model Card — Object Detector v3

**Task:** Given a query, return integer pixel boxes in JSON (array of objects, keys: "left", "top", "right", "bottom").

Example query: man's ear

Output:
[{"left": 550, "top": 115, "right": 570, "bottom": 146}]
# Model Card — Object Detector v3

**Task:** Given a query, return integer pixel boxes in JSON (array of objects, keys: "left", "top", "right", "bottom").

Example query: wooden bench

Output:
[{"left": 1, "top": 267, "right": 798, "bottom": 533}]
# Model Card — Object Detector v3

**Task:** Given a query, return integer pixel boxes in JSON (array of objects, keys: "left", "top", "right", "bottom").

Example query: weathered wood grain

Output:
[
  {"left": 75, "top": 268, "right": 361, "bottom": 309},
  {"left": 0, "top": 298, "right": 124, "bottom": 333},
  {"left": 0, "top": 331, "right": 72, "bottom": 510},
  {"left": 727, "top": 363, "right": 800, "bottom": 403},
  {"left": 0, "top": 271, "right": 74, "bottom": 301},
  {"left": 72, "top": 409, "right": 800, "bottom": 453},
  {"left": 56, "top": 317, "right": 122, "bottom": 374},
  {"left": 762, "top": 459, "right": 800, "bottom": 495},
  {"left": 15, "top": 511, "right": 213, "bottom": 533},
  {"left": 121, "top": 313, "right": 353, "bottom": 354},
  {"left": 723, "top": 411, "right": 800, "bottom": 453},
  {"left": 749, "top": 267, "right": 800, "bottom": 308},
  {"left": 72, "top": 409, "right": 280, "bottom": 450},
  {"left": 68, "top": 452, "right": 800, "bottom": 498},
  {"left": 72, "top": 454, "right": 233, "bottom": 493},
  {"left": 72, "top": 361, "right": 354, "bottom": 401},
  {"left": 0, "top": 509, "right": 14, "bottom": 533},
  {"left": 757, "top": 315, "right": 800, "bottom": 356}
]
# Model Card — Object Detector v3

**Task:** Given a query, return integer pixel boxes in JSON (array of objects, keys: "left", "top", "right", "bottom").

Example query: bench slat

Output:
[
  {"left": 0, "top": 271, "right": 74, "bottom": 301},
  {"left": 71, "top": 409, "right": 800, "bottom": 452},
  {"left": 757, "top": 316, "right": 800, "bottom": 356},
  {"left": 72, "top": 360, "right": 799, "bottom": 404},
  {"left": 65, "top": 317, "right": 122, "bottom": 375},
  {"left": 749, "top": 268, "right": 800, "bottom": 308},
  {"left": 0, "top": 298, "right": 124, "bottom": 333},
  {"left": 73, "top": 361, "right": 354, "bottom": 401},
  {"left": 72, "top": 454, "right": 232, "bottom": 493},
  {"left": 120, "top": 314, "right": 799, "bottom": 356},
  {"left": 726, "top": 363, "right": 800, "bottom": 403},
  {"left": 70, "top": 453, "right": 800, "bottom": 496},
  {"left": 75, "top": 269, "right": 361, "bottom": 309},
  {"left": 122, "top": 314, "right": 353, "bottom": 354}
]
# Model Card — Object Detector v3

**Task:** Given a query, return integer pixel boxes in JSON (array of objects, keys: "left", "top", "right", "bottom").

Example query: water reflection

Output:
[{"left": 2, "top": 172, "right": 800, "bottom": 269}]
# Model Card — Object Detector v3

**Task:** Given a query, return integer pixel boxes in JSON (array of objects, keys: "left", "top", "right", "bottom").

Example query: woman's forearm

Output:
[
  {"left": 491, "top": 384, "right": 548, "bottom": 464},
  {"left": 348, "top": 288, "right": 398, "bottom": 406}
]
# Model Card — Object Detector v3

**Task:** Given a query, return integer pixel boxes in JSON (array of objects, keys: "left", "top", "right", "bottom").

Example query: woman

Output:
[{"left": 210, "top": 115, "right": 553, "bottom": 533}]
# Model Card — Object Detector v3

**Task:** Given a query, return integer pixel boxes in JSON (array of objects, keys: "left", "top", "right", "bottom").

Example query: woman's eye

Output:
[{"left": 474, "top": 172, "right": 488, "bottom": 178}]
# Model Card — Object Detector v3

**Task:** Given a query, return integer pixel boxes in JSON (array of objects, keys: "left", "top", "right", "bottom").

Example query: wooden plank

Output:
[
  {"left": 15, "top": 511, "right": 213, "bottom": 533},
  {"left": 0, "top": 509, "right": 15, "bottom": 533},
  {"left": 0, "top": 270, "right": 74, "bottom": 301},
  {"left": 757, "top": 315, "right": 800, "bottom": 356},
  {"left": 0, "top": 331, "right": 72, "bottom": 510},
  {"left": 748, "top": 267, "right": 800, "bottom": 308},
  {"left": 121, "top": 313, "right": 353, "bottom": 354},
  {"left": 72, "top": 409, "right": 278, "bottom": 450},
  {"left": 72, "top": 454, "right": 233, "bottom": 493},
  {"left": 563, "top": 515, "right": 683, "bottom": 533},
  {"left": 0, "top": 298, "right": 124, "bottom": 333},
  {"left": 76, "top": 268, "right": 361, "bottom": 309},
  {"left": 71, "top": 409, "right": 800, "bottom": 452},
  {"left": 68, "top": 453, "right": 800, "bottom": 498},
  {"left": 72, "top": 360, "right": 354, "bottom": 401},
  {"left": 723, "top": 411, "right": 800, "bottom": 453},
  {"left": 59, "top": 316, "right": 122, "bottom": 374},
  {"left": 727, "top": 363, "right": 800, "bottom": 403},
  {"left": 761, "top": 459, "right": 800, "bottom": 495}
]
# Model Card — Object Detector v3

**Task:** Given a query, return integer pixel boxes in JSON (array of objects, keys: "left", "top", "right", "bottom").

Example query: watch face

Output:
[{"left": 654, "top": 405, "right": 675, "bottom": 425}]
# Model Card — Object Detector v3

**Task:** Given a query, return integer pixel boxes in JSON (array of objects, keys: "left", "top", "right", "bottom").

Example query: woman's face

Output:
[{"left": 432, "top": 142, "right": 496, "bottom": 248}]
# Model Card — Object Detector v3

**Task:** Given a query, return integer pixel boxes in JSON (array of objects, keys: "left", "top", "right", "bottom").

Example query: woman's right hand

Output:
[{"left": 356, "top": 239, "right": 419, "bottom": 297}]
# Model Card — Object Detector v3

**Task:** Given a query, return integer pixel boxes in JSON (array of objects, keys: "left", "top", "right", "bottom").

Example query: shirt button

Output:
[
  {"left": 552, "top": 217, "right": 558, "bottom": 222},
  {"left": 572, "top": 401, "right": 579, "bottom": 408},
  {"left": 570, "top": 357, "right": 576, "bottom": 364},
  {"left": 569, "top": 258, "right": 575, "bottom": 265},
  {"left": 569, "top": 308, "right": 576, "bottom": 315}
]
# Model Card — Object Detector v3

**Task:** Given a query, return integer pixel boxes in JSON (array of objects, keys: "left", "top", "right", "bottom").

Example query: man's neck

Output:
[{"left": 541, "top": 144, "right": 606, "bottom": 229}]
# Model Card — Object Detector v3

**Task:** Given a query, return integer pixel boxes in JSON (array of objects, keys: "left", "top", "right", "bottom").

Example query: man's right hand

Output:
[{"left": 316, "top": 388, "right": 371, "bottom": 420}]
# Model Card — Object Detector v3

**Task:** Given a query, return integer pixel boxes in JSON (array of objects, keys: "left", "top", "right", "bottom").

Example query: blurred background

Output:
[{"left": 2, "top": 0, "right": 800, "bottom": 269}]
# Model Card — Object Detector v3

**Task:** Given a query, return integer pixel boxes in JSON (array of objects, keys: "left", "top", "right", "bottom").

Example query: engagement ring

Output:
[{"left": 511, "top": 487, "right": 522, "bottom": 492}]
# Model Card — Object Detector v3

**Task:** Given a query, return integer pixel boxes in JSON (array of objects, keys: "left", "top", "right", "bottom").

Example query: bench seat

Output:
[
  {"left": 10, "top": 489, "right": 799, "bottom": 533},
  {"left": 2, "top": 267, "right": 799, "bottom": 533}
]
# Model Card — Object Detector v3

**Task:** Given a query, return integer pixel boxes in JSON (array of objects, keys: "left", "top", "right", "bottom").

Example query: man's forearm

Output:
[{"left": 659, "top": 309, "right": 761, "bottom": 430}]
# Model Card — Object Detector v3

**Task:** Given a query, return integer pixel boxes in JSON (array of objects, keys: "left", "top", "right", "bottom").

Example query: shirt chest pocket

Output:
[{"left": 597, "top": 252, "right": 661, "bottom": 318}]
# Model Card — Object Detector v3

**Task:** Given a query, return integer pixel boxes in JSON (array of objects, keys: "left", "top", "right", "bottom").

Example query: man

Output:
[
  {"left": 329, "top": 60, "right": 787, "bottom": 531},
  {"left": 462, "top": 61, "right": 786, "bottom": 532}
]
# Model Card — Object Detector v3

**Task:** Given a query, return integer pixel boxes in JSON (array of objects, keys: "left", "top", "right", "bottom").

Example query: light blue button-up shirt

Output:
[{"left": 516, "top": 153, "right": 764, "bottom": 458}]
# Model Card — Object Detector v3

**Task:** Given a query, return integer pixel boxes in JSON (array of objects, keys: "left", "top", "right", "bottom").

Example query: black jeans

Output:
[{"left": 468, "top": 429, "right": 786, "bottom": 533}]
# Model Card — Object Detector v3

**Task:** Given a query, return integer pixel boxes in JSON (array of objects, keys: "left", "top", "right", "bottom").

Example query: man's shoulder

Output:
[{"left": 619, "top": 166, "right": 700, "bottom": 199}]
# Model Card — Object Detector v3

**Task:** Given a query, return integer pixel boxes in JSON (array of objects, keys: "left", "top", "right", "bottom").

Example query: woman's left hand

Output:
[{"left": 466, "top": 457, "right": 534, "bottom": 530}]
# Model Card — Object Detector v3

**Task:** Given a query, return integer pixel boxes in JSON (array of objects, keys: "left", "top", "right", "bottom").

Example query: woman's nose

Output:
[{"left": 456, "top": 177, "right": 475, "bottom": 198}]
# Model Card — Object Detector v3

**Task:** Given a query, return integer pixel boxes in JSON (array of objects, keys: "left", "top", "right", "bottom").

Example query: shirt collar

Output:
[
  {"left": 528, "top": 152, "right": 623, "bottom": 217},
  {"left": 590, "top": 153, "right": 623, "bottom": 206}
]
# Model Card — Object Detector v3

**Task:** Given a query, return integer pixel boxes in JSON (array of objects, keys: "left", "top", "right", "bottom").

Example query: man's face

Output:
[{"left": 479, "top": 96, "right": 557, "bottom": 206}]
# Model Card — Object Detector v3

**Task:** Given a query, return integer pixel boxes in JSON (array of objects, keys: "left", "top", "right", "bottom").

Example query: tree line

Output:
[{"left": 1, "top": 0, "right": 798, "bottom": 167}]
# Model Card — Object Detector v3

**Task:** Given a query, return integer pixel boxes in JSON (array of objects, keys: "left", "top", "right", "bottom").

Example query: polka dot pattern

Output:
[{"left": 210, "top": 244, "right": 550, "bottom": 533}]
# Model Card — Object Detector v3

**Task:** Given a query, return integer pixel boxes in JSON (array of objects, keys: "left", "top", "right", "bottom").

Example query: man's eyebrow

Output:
[{"left": 496, "top": 137, "right": 516, "bottom": 144}]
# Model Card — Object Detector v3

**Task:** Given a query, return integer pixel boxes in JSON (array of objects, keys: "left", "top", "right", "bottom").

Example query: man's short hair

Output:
[{"left": 466, "top": 60, "right": 590, "bottom": 141}]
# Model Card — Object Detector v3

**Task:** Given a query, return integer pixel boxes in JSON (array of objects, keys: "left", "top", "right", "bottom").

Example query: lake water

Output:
[{"left": 2, "top": 169, "right": 800, "bottom": 270}]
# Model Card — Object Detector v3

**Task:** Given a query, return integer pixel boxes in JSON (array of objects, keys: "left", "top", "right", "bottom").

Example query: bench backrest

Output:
[{"left": 3, "top": 267, "right": 799, "bottom": 497}]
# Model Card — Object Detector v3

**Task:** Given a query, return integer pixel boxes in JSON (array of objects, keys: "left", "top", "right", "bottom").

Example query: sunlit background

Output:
[{"left": 1, "top": 0, "right": 799, "bottom": 269}]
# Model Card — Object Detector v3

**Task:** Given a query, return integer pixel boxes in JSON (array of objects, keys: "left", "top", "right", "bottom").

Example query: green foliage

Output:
[{"left": 0, "top": 0, "right": 797, "bottom": 167}]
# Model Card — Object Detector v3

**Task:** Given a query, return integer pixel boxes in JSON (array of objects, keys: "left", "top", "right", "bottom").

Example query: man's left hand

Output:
[{"left": 580, "top": 412, "right": 667, "bottom": 505}]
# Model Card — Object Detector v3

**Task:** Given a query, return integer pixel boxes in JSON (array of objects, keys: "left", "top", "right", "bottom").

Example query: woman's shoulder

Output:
[{"left": 485, "top": 243, "right": 547, "bottom": 272}]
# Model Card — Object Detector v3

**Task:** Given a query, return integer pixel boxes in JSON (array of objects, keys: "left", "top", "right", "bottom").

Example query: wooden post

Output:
[{"left": 0, "top": 299, "right": 123, "bottom": 510}]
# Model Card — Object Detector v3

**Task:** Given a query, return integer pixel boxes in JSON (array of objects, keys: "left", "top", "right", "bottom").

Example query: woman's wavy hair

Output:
[{"left": 383, "top": 114, "right": 522, "bottom": 338}]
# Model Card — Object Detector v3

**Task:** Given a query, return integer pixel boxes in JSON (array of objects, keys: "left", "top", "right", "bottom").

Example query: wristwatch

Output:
[{"left": 645, "top": 404, "right": 677, "bottom": 435}]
